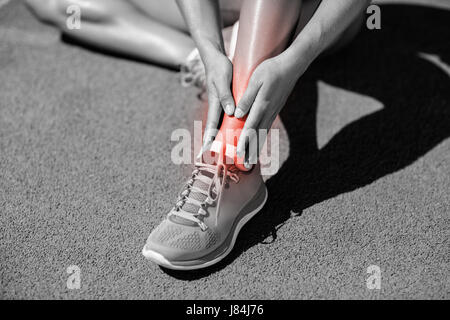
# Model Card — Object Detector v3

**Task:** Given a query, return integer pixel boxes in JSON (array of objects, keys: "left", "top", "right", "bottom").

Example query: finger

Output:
[
  {"left": 245, "top": 113, "right": 275, "bottom": 167},
  {"left": 236, "top": 92, "right": 269, "bottom": 159},
  {"left": 234, "top": 79, "right": 262, "bottom": 119},
  {"left": 203, "top": 87, "right": 222, "bottom": 151},
  {"left": 254, "top": 113, "right": 277, "bottom": 160},
  {"left": 215, "top": 75, "right": 235, "bottom": 116}
]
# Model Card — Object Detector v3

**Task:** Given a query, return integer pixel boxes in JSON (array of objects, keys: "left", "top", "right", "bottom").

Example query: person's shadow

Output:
[{"left": 164, "top": 4, "right": 450, "bottom": 279}]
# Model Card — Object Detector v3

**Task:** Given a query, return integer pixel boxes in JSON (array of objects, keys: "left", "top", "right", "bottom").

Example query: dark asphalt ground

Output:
[{"left": 0, "top": 0, "right": 449, "bottom": 299}]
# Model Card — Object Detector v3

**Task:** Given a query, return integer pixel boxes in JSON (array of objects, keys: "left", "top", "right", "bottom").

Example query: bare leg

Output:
[
  {"left": 230, "top": 0, "right": 362, "bottom": 101},
  {"left": 26, "top": 0, "right": 360, "bottom": 69},
  {"left": 26, "top": 0, "right": 244, "bottom": 68},
  {"left": 215, "top": 0, "right": 364, "bottom": 169},
  {"left": 216, "top": 0, "right": 303, "bottom": 170},
  {"left": 26, "top": 0, "right": 196, "bottom": 68}
]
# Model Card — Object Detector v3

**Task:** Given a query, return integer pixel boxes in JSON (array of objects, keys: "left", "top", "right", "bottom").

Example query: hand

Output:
[
  {"left": 235, "top": 54, "right": 306, "bottom": 164},
  {"left": 202, "top": 49, "right": 235, "bottom": 150}
]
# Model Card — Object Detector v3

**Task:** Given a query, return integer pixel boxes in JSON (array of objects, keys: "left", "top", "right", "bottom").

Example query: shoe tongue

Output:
[{"left": 191, "top": 170, "right": 214, "bottom": 194}]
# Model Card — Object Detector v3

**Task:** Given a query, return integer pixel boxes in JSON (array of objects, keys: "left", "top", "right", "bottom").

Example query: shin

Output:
[{"left": 214, "top": 0, "right": 302, "bottom": 170}]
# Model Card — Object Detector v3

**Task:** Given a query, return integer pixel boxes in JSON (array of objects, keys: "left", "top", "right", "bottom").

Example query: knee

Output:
[{"left": 26, "top": 0, "right": 63, "bottom": 24}]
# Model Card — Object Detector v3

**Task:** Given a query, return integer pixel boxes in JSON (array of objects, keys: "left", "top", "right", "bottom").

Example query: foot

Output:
[
  {"left": 142, "top": 160, "right": 267, "bottom": 270},
  {"left": 180, "top": 48, "right": 206, "bottom": 89}
]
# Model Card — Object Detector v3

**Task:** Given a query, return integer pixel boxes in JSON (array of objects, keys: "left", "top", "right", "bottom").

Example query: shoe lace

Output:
[{"left": 169, "top": 161, "right": 240, "bottom": 231}]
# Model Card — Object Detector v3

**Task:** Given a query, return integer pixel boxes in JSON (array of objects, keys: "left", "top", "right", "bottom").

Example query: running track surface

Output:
[{"left": 0, "top": 0, "right": 449, "bottom": 299}]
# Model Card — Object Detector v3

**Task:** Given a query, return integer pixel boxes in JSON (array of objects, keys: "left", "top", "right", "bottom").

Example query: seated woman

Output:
[{"left": 27, "top": 0, "right": 369, "bottom": 270}]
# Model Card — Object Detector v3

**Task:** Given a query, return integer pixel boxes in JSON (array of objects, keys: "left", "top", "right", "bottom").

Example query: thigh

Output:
[
  {"left": 130, "top": 0, "right": 242, "bottom": 32},
  {"left": 130, "top": 0, "right": 187, "bottom": 31}
]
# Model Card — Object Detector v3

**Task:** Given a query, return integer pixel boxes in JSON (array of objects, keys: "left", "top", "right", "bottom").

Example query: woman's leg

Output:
[
  {"left": 214, "top": 0, "right": 363, "bottom": 170},
  {"left": 26, "top": 0, "right": 244, "bottom": 68},
  {"left": 26, "top": 0, "right": 195, "bottom": 68},
  {"left": 215, "top": 0, "right": 303, "bottom": 170}
]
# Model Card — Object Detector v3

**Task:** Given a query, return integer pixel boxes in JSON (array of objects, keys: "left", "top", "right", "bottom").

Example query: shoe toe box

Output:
[{"left": 144, "top": 220, "right": 220, "bottom": 262}]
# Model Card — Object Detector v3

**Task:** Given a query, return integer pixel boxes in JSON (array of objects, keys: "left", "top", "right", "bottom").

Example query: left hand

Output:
[{"left": 234, "top": 54, "right": 307, "bottom": 164}]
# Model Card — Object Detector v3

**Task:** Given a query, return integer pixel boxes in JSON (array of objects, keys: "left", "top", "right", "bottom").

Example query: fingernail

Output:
[
  {"left": 225, "top": 104, "right": 235, "bottom": 115},
  {"left": 234, "top": 108, "right": 244, "bottom": 118}
]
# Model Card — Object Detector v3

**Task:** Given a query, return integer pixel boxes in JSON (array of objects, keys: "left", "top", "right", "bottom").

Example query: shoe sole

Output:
[{"left": 142, "top": 185, "right": 268, "bottom": 270}]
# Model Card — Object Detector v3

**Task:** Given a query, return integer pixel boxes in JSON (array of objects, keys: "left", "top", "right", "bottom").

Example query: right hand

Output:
[{"left": 202, "top": 49, "right": 235, "bottom": 150}]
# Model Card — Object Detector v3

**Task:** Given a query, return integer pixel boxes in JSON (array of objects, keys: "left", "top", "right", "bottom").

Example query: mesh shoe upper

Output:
[
  {"left": 144, "top": 160, "right": 265, "bottom": 262},
  {"left": 149, "top": 221, "right": 220, "bottom": 251}
]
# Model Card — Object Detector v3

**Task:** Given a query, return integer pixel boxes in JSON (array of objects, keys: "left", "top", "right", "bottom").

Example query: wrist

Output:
[
  {"left": 281, "top": 25, "right": 324, "bottom": 75},
  {"left": 193, "top": 35, "right": 225, "bottom": 64},
  {"left": 199, "top": 43, "right": 227, "bottom": 70},
  {"left": 277, "top": 48, "right": 314, "bottom": 81}
]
